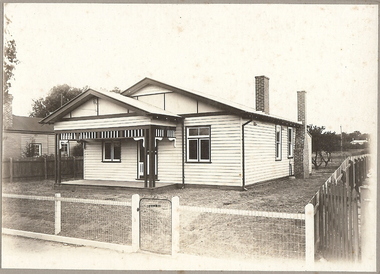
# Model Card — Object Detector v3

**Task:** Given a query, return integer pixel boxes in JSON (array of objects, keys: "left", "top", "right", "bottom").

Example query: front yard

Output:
[{"left": 3, "top": 165, "right": 336, "bottom": 213}]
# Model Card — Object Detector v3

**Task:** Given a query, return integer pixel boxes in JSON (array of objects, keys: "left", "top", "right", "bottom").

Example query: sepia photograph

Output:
[{"left": 1, "top": 1, "right": 378, "bottom": 272}]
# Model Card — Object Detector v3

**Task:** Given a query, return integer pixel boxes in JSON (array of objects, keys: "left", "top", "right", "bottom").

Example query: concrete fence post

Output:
[
  {"left": 305, "top": 203, "right": 314, "bottom": 267},
  {"left": 131, "top": 194, "right": 140, "bottom": 252},
  {"left": 54, "top": 193, "right": 61, "bottom": 235},
  {"left": 172, "top": 196, "right": 180, "bottom": 257}
]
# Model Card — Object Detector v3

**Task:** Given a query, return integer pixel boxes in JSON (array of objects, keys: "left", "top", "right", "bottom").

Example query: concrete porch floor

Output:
[{"left": 57, "top": 179, "right": 178, "bottom": 191}]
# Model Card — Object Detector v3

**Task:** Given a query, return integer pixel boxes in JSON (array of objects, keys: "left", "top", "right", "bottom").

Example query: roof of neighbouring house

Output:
[
  {"left": 350, "top": 139, "right": 368, "bottom": 144},
  {"left": 7, "top": 115, "right": 54, "bottom": 133}
]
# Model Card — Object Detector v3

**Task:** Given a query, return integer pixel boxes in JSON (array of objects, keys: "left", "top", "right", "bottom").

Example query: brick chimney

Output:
[
  {"left": 3, "top": 93, "right": 13, "bottom": 129},
  {"left": 294, "top": 91, "right": 310, "bottom": 179},
  {"left": 255, "top": 76, "right": 269, "bottom": 114}
]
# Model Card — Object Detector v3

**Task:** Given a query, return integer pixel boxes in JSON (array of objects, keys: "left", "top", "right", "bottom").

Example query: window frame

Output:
[
  {"left": 30, "top": 143, "right": 42, "bottom": 157},
  {"left": 275, "top": 125, "right": 282, "bottom": 161},
  {"left": 186, "top": 126, "right": 211, "bottom": 163},
  {"left": 102, "top": 140, "right": 121, "bottom": 162},
  {"left": 60, "top": 140, "right": 70, "bottom": 157},
  {"left": 287, "top": 127, "right": 294, "bottom": 159}
]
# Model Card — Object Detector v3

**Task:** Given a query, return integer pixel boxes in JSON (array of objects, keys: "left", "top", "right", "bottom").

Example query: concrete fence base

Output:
[{"left": 3, "top": 228, "right": 134, "bottom": 253}]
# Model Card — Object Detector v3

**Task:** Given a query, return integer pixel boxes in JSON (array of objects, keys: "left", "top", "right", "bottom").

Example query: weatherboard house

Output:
[{"left": 40, "top": 76, "right": 311, "bottom": 189}]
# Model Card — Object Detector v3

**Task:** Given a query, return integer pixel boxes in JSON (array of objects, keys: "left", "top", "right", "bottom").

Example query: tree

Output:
[
  {"left": 30, "top": 84, "right": 85, "bottom": 118},
  {"left": 22, "top": 138, "right": 38, "bottom": 158},
  {"left": 109, "top": 87, "right": 122, "bottom": 93},
  {"left": 308, "top": 124, "right": 340, "bottom": 169},
  {"left": 3, "top": 15, "right": 19, "bottom": 96},
  {"left": 72, "top": 143, "right": 84, "bottom": 157}
]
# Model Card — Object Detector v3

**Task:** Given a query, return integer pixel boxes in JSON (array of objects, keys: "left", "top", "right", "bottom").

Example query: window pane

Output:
[
  {"left": 104, "top": 142, "right": 111, "bottom": 159},
  {"left": 188, "top": 128, "right": 198, "bottom": 136},
  {"left": 199, "top": 127, "right": 210, "bottom": 136},
  {"left": 276, "top": 131, "right": 280, "bottom": 142},
  {"left": 200, "top": 139, "right": 210, "bottom": 160},
  {"left": 188, "top": 139, "right": 198, "bottom": 160},
  {"left": 114, "top": 142, "right": 121, "bottom": 160}
]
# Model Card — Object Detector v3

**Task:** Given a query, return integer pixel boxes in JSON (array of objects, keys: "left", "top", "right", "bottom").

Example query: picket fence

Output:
[
  {"left": 2, "top": 157, "right": 83, "bottom": 181},
  {"left": 308, "top": 154, "right": 370, "bottom": 261}
]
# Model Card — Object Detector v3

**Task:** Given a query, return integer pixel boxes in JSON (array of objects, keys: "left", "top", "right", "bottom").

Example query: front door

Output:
[{"left": 138, "top": 140, "right": 157, "bottom": 179}]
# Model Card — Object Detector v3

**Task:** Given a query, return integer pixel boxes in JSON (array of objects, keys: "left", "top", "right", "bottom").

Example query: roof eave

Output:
[{"left": 242, "top": 111, "right": 302, "bottom": 127}]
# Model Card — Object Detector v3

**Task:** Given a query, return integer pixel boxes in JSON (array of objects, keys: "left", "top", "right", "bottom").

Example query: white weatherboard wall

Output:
[
  {"left": 84, "top": 139, "right": 138, "bottom": 181},
  {"left": 157, "top": 123, "right": 183, "bottom": 184},
  {"left": 244, "top": 121, "right": 294, "bottom": 184},
  {"left": 184, "top": 115, "right": 242, "bottom": 186}
]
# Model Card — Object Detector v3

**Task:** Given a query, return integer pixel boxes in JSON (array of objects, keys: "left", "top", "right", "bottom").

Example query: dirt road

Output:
[{"left": 2, "top": 234, "right": 308, "bottom": 271}]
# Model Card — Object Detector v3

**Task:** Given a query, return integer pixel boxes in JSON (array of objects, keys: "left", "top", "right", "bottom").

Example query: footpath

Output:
[{"left": 1, "top": 234, "right": 371, "bottom": 272}]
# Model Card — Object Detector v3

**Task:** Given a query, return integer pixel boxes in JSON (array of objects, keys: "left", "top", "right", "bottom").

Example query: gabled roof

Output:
[
  {"left": 123, "top": 78, "right": 302, "bottom": 127},
  {"left": 7, "top": 115, "right": 54, "bottom": 133},
  {"left": 40, "top": 88, "right": 181, "bottom": 124}
]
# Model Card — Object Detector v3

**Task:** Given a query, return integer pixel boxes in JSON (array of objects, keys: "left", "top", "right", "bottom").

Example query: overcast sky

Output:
[{"left": 4, "top": 3, "right": 378, "bottom": 135}]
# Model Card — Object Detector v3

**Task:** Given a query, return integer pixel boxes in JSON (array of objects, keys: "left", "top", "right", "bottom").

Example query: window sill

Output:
[
  {"left": 101, "top": 160, "right": 121, "bottom": 163},
  {"left": 185, "top": 161, "right": 212, "bottom": 164}
]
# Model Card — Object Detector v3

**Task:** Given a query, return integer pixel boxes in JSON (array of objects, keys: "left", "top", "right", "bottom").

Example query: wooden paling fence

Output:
[
  {"left": 308, "top": 154, "right": 370, "bottom": 261},
  {"left": 2, "top": 157, "right": 83, "bottom": 182}
]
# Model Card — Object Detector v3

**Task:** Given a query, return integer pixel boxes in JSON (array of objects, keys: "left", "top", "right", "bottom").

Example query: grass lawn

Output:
[{"left": 2, "top": 160, "right": 340, "bottom": 213}]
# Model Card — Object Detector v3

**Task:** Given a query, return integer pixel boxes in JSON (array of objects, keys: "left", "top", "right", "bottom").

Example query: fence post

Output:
[
  {"left": 305, "top": 203, "right": 314, "bottom": 268},
  {"left": 73, "top": 157, "right": 76, "bottom": 178},
  {"left": 9, "top": 157, "right": 13, "bottom": 183},
  {"left": 172, "top": 196, "right": 180, "bottom": 257},
  {"left": 44, "top": 157, "right": 48, "bottom": 180},
  {"left": 54, "top": 193, "right": 61, "bottom": 235},
  {"left": 131, "top": 194, "right": 140, "bottom": 252},
  {"left": 360, "top": 185, "right": 375, "bottom": 266}
]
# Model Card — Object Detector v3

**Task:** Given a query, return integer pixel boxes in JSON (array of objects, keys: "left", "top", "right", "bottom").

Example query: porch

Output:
[{"left": 55, "top": 125, "right": 179, "bottom": 188}]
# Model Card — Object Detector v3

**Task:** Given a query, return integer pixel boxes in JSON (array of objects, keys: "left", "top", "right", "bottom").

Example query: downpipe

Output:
[{"left": 241, "top": 119, "right": 253, "bottom": 191}]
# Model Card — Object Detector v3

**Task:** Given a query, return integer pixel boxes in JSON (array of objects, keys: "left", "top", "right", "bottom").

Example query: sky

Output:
[{"left": 3, "top": 3, "right": 378, "bottom": 135}]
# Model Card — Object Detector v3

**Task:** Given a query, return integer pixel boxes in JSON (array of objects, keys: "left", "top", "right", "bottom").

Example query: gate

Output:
[{"left": 139, "top": 198, "right": 172, "bottom": 255}]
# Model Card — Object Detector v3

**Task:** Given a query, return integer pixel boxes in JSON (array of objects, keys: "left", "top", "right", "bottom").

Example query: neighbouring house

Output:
[
  {"left": 2, "top": 94, "right": 77, "bottom": 159},
  {"left": 2, "top": 94, "right": 56, "bottom": 159},
  {"left": 40, "top": 76, "right": 312, "bottom": 189},
  {"left": 350, "top": 139, "right": 368, "bottom": 145}
]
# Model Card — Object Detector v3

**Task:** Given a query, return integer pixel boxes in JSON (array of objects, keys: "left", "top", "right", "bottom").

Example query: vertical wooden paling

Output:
[
  {"left": 352, "top": 189, "right": 359, "bottom": 261},
  {"left": 342, "top": 174, "right": 348, "bottom": 259},
  {"left": 328, "top": 182, "right": 332, "bottom": 259},
  {"left": 322, "top": 184, "right": 326, "bottom": 254}
]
